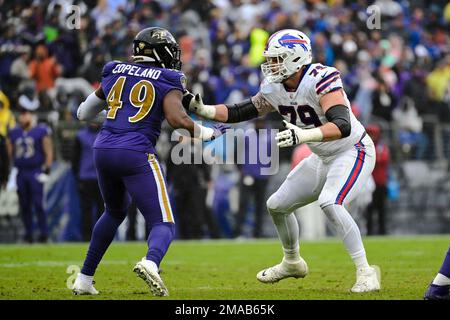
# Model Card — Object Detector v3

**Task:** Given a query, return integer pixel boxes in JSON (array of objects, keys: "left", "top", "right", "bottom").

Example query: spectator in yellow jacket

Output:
[
  {"left": 426, "top": 57, "right": 450, "bottom": 102},
  {"left": 0, "top": 90, "right": 16, "bottom": 137}
]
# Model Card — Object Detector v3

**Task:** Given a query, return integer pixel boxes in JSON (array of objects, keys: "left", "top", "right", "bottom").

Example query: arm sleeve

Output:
[
  {"left": 225, "top": 99, "right": 259, "bottom": 123},
  {"left": 101, "top": 61, "right": 120, "bottom": 78},
  {"left": 324, "top": 104, "right": 351, "bottom": 138},
  {"left": 77, "top": 92, "right": 106, "bottom": 122}
]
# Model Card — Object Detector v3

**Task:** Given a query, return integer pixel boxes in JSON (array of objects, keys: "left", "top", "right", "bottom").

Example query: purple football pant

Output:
[
  {"left": 16, "top": 168, "right": 47, "bottom": 239},
  {"left": 81, "top": 149, "right": 175, "bottom": 276}
]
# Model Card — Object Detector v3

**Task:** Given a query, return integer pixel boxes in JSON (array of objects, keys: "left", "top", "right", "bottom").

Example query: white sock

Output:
[
  {"left": 354, "top": 255, "right": 370, "bottom": 270},
  {"left": 321, "top": 204, "right": 369, "bottom": 270},
  {"left": 79, "top": 273, "right": 94, "bottom": 283},
  {"left": 269, "top": 212, "right": 300, "bottom": 263},
  {"left": 145, "top": 259, "right": 159, "bottom": 273},
  {"left": 432, "top": 273, "right": 450, "bottom": 286},
  {"left": 283, "top": 246, "right": 301, "bottom": 264}
]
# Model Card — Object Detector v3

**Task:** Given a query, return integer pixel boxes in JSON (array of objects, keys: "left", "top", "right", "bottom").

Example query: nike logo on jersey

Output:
[{"left": 321, "top": 72, "right": 328, "bottom": 78}]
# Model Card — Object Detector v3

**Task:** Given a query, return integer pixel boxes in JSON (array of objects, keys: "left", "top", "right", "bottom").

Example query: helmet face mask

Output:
[
  {"left": 261, "top": 53, "right": 290, "bottom": 83},
  {"left": 261, "top": 29, "right": 312, "bottom": 83},
  {"left": 132, "top": 27, "right": 182, "bottom": 70}
]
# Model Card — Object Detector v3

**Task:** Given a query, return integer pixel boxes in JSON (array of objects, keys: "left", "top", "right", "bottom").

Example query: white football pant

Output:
[{"left": 267, "top": 134, "right": 375, "bottom": 264}]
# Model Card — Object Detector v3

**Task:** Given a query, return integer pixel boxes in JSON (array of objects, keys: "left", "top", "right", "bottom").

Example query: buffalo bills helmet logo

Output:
[{"left": 278, "top": 34, "right": 308, "bottom": 51}]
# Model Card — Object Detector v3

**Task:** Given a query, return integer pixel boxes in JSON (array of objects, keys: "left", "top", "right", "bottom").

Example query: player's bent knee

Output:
[
  {"left": 266, "top": 193, "right": 288, "bottom": 215},
  {"left": 318, "top": 193, "right": 337, "bottom": 210},
  {"left": 319, "top": 203, "right": 355, "bottom": 236}
]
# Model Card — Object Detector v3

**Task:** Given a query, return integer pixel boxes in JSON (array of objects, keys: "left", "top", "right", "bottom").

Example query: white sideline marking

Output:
[
  {"left": 0, "top": 260, "right": 130, "bottom": 268},
  {"left": 0, "top": 259, "right": 183, "bottom": 268}
]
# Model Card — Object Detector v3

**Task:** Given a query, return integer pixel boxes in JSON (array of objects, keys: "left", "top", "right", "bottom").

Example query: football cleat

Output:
[
  {"left": 256, "top": 257, "right": 308, "bottom": 284},
  {"left": 72, "top": 273, "right": 99, "bottom": 295},
  {"left": 424, "top": 284, "right": 450, "bottom": 300},
  {"left": 133, "top": 258, "right": 169, "bottom": 297},
  {"left": 351, "top": 265, "right": 381, "bottom": 293}
]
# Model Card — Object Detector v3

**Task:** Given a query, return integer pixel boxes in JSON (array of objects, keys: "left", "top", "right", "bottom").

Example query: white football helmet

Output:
[{"left": 261, "top": 29, "right": 312, "bottom": 83}]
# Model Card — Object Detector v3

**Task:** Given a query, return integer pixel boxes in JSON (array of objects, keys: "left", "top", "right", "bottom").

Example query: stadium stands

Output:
[{"left": 0, "top": 0, "right": 449, "bottom": 241}]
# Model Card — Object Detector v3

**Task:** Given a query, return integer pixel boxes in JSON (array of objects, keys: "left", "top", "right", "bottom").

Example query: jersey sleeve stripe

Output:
[
  {"left": 315, "top": 71, "right": 340, "bottom": 89},
  {"left": 316, "top": 76, "right": 341, "bottom": 94},
  {"left": 321, "top": 86, "right": 343, "bottom": 95}
]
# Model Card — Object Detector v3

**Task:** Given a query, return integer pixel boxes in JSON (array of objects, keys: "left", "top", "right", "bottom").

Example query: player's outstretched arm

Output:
[
  {"left": 77, "top": 87, "right": 107, "bottom": 123},
  {"left": 164, "top": 90, "right": 229, "bottom": 142},
  {"left": 182, "top": 91, "right": 273, "bottom": 123},
  {"left": 276, "top": 89, "right": 351, "bottom": 148}
]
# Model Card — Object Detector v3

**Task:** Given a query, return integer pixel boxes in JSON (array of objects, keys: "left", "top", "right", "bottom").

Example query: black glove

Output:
[
  {"left": 43, "top": 166, "right": 51, "bottom": 175},
  {"left": 182, "top": 91, "right": 194, "bottom": 112}
]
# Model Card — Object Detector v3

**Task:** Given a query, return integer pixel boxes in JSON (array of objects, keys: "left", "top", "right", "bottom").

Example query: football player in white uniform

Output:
[{"left": 183, "top": 29, "right": 380, "bottom": 292}]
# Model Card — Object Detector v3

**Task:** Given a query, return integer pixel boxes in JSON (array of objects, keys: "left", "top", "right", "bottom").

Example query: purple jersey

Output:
[
  {"left": 8, "top": 124, "right": 51, "bottom": 170},
  {"left": 94, "top": 61, "right": 186, "bottom": 153}
]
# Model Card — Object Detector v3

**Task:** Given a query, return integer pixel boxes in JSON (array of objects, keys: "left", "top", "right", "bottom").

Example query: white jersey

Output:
[{"left": 259, "top": 63, "right": 366, "bottom": 158}]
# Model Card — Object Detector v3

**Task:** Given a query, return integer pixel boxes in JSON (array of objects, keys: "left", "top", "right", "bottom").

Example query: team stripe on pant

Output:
[
  {"left": 335, "top": 142, "right": 366, "bottom": 205},
  {"left": 148, "top": 154, "right": 175, "bottom": 223}
]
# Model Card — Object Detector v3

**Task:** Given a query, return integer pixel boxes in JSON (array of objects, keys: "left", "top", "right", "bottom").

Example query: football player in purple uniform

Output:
[
  {"left": 72, "top": 27, "right": 228, "bottom": 297},
  {"left": 6, "top": 106, "right": 53, "bottom": 243},
  {"left": 424, "top": 247, "right": 450, "bottom": 300}
]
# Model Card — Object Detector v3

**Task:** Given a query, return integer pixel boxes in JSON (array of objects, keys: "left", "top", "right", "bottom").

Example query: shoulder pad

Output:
[
  {"left": 317, "top": 65, "right": 339, "bottom": 78},
  {"left": 314, "top": 65, "right": 342, "bottom": 96},
  {"left": 38, "top": 124, "right": 52, "bottom": 134},
  {"left": 165, "top": 70, "right": 187, "bottom": 91},
  {"left": 102, "top": 61, "right": 121, "bottom": 77}
]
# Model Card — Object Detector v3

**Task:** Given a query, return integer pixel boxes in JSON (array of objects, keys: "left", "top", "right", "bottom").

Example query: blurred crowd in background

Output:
[{"left": 0, "top": 0, "right": 449, "bottom": 243}]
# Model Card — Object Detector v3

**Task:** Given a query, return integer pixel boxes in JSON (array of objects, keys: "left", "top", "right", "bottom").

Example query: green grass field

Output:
[{"left": 0, "top": 235, "right": 448, "bottom": 300}]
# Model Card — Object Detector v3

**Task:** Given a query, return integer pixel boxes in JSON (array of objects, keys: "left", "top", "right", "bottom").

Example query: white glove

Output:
[
  {"left": 275, "top": 120, "right": 323, "bottom": 148},
  {"left": 182, "top": 92, "right": 216, "bottom": 119},
  {"left": 197, "top": 123, "right": 231, "bottom": 141},
  {"left": 36, "top": 173, "right": 50, "bottom": 184}
]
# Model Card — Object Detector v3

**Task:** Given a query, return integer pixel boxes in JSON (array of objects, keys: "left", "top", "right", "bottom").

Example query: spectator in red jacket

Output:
[
  {"left": 366, "top": 124, "right": 390, "bottom": 235},
  {"left": 28, "top": 44, "right": 61, "bottom": 93}
]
